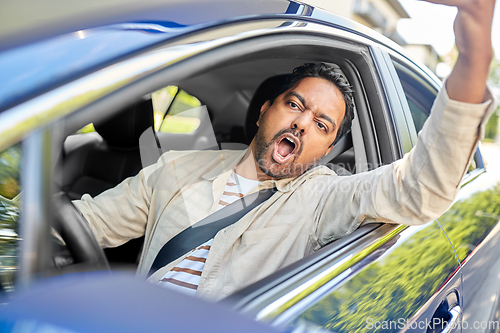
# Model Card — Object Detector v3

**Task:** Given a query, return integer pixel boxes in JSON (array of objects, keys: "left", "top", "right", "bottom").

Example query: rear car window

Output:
[
  {"left": 392, "top": 63, "right": 436, "bottom": 133},
  {"left": 153, "top": 86, "right": 202, "bottom": 134}
]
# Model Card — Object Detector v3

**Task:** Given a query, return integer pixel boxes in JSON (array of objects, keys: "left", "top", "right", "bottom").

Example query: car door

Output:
[
  {"left": 435, "top": 129, "right": 500, "bottom": 330},
  {"left": 390, "top": 55, "right": 500, "bottom": 333},
  {"left": 388, "top": 55, "right": 465, "bottom": 333}
]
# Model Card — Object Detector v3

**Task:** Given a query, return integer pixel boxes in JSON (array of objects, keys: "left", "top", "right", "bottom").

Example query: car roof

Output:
[
  {"left": 0, "top": 0, "right": 297, "bottom": 51},
  {"left": 0, "top": 0, "right": 406, "bottom": 113}
]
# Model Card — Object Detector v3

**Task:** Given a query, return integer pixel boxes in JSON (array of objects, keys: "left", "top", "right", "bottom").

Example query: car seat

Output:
[{"left": 61, "top": 98, "right": 154, "bottom": 264}]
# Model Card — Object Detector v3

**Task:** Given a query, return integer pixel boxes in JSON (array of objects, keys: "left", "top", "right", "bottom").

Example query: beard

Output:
[{"left": 253, "top": 127, "right": 309, "bottom": 179}]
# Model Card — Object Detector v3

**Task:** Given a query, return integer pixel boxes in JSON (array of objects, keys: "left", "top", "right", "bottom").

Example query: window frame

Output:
[
  {"left": 389, "top": 56, "right": 485, "bottom": 182},
  {"left": 391, "top": 59, "right": 439, "bottom": 134}
]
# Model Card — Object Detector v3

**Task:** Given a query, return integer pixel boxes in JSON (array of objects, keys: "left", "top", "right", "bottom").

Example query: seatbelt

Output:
[{"left": 149, "top": 187, "right": 275, "bottom": 274}]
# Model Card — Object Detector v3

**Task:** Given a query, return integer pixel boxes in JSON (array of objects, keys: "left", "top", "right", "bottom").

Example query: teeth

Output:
[{"left": 285, "top": 137, "right": 294, "bottom": 144}]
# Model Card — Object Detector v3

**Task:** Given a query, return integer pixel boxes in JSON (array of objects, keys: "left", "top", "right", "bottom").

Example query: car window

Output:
[
  {"left": 76, "top": 123, "right": 96, "bottom": 134},
  {"left": 0, "top": 142, "right": 22, "bottom": 296},
  {"left": 74, "top": 86, "right": 203, "bottom": 135},
  {"left": 393, "top": 62, "right": 481, "bottom": 175},
  {"left": 392, "top": 62, "right": 436, "bottom": 133},
  {"left": 153, "top": 86, "right": 202, "bottom": 134}
]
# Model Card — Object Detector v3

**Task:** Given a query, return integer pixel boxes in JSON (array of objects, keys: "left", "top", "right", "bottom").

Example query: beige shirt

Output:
[{"left": 74, "top": 85, "right": 496, "bottom": 301}]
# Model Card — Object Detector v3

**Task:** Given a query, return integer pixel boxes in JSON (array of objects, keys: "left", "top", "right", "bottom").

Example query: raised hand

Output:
[{"left": 420, "top": 0, "right": 496, "bottom": 103}]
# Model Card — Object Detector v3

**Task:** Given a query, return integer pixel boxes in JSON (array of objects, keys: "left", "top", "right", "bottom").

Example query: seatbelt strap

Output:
[{"left": 149, "top": 187, "right": 275, "bottom": 274}]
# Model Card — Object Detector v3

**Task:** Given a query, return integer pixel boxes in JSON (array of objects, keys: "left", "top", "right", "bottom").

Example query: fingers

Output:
[
  {"left": 417, "top": 0, "right": 495, "bottom": 12},
  {"left": 416, "top": 0, "right": 465, "bottom": 6}
]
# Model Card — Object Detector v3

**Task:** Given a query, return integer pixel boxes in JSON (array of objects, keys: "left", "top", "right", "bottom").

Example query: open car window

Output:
[
  {"left": 3, "top": 20, "right": 414, "bottom": 324},
  {"left": 392, "top": 60, "right": 482, "bottom": 174},
  {"left": 55, "top": 32, "right": 378, "bottom": 279},
  {"left": 392, "top": 61, "right": 437, "bottom": 133}
]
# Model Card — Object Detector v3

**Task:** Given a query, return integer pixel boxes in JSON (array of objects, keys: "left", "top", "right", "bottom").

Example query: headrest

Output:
[
  {"left": 244, "top": 74, "right": 289, "bottom": 144},
  {"left": 95, "top": 99, "right": 154, "bottom": 149}
]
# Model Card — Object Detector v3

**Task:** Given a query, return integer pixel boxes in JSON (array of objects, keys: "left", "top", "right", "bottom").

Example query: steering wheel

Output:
[{"left": 52, "top": 192, "right": 110, "bottom": 271}]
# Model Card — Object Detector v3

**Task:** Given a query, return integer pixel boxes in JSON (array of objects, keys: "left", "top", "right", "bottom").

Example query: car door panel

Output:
[
  {"left": 278, "top": 222, "right": 461, "bottom": 333},
  {"left": 437, "top": 162, "right": 500, "bottom": 332},
  {"left": 389, "top": 50, "right": 500, "bottom": 333}
]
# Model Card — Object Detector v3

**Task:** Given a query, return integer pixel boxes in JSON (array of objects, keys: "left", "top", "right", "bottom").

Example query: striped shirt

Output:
[{"left": 157, "top": 171, "right": 261, "bottom": 296}]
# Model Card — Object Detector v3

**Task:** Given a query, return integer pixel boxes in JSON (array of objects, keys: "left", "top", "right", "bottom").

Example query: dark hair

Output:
[{"left": 272, "top": 63, "right": 355, "bottom": 146}]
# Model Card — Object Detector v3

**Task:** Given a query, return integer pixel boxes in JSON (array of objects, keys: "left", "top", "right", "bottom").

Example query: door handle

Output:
[
  {"left": 441, "top": 306, "right": 461, "bottom": 333},
  {"left": 427, "top": 300, "right": 461, "bottom": 333}
]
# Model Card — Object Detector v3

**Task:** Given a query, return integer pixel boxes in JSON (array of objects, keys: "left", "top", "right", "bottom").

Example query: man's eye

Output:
[
  {"left": 289, "top": 102, "right": 299, "bottom": 109},
  {"left": 317, "top": 122, "right": 327, "bottom": 131}
]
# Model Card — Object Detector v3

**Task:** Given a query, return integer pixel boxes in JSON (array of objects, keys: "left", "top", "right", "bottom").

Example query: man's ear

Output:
[{"left": 257, "top": 100, "right": 271, "bottom": 127}]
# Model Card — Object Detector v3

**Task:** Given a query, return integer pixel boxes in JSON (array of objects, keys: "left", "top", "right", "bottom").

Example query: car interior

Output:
[
  {"left": 52, "top": 35, "right": 393, "bottom": 280},
  {"left": 57, "top": 59, "right": 358, "bottom": 268}
]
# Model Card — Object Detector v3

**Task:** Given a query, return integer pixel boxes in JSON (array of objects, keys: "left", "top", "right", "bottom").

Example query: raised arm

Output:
[
  {"left": 427, "top": 0, "right": 495, "bottom": 103},
  {"left": 314, "top": 0, "right": 497, "bottom": 244}
]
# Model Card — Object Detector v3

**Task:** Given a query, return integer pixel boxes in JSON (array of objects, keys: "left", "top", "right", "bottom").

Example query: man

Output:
[{"left": 74, "top": 0, "right": 497, "bottom": 301}]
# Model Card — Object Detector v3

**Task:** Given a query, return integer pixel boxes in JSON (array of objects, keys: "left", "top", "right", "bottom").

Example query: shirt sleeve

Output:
[
  {"left": 72, "top": 158, "right": 161, "bottom": 248},
  {"left": 314, "top": 82, "right": 497, "bottom": 246}
]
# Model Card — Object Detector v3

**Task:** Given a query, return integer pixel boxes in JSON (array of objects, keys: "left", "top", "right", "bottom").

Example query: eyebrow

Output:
[
  {"left": 286, "top": 91, "right": 307, "bottom": 109},
  {"left": 286, "top": 91, "right": 337, "bottom": 131},
  {"left": 318, "top": 112, "right": 336, "bottom": 131}
]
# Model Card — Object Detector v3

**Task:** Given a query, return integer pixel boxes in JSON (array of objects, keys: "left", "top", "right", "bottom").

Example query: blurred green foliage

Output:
[
  {"left": 483, "top": 56, "right": 499, "bottom": 141},
  {"left": 159, "top": 116, "right": 201, "bottom": 133},
  {"left": 293, "top": 222, "right": 456, "bottom": 333},
  {"left": 290, "top": 183, "right": 500, "bottom": 333},
  {"left": 439, "top": 183, "right": 500, "bottom": 261},
  {"left": 76, "top": 123, "right": 96, "bottom": 134},
  {"left": 0, "top": 144, "right": 22, "bottom": 200},
  {"left": 0, "top": 195, "right": 19, "bottom": 270},
  {"left": 75, "top": 85, "right": 203, "bottom": 134},
  {"left": 0, "top": 144, "right": 22, "bottom": 275}
]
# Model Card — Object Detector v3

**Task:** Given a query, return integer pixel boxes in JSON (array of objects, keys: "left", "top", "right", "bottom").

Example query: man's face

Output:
[{"left": 251, "top": 77, "right": 346, "bottom": 179}]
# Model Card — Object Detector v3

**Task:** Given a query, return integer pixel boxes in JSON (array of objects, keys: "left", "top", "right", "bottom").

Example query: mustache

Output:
[{"left": 270, "top": 127, "right": 302, "bottom": 146}]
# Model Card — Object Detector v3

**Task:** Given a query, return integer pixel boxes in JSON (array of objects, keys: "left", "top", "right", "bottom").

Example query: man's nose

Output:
[{"left": 291, "top": 110, "right": 313, "bottom": 134}]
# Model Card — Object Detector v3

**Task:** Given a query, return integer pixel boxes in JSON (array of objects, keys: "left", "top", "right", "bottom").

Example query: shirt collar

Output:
[{"left": 201, "top": 150, "right": 246, "bottom": 181}]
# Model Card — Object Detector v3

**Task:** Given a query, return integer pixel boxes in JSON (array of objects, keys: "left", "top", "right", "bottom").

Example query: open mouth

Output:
[{"left": 273, "top": 134, "right": 299, "bottom": 164}]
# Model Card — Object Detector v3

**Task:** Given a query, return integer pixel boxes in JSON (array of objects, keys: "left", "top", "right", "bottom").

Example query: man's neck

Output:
[{"left": 234, "top": 147, "right": 275, "bottom": 181}]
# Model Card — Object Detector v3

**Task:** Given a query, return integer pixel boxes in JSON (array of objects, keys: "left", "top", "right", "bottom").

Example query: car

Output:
[{"left": 0, "top": 0, "right": 499, "bottom": 332}]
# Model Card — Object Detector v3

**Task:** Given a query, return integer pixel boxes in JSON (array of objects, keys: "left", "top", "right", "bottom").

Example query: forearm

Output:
[
  {"left": 446, "top": 54, "right": 491, "bottom": 104},
  {"left": 373, "top": 85, "right": 494, "bottom": 224},
  {"left": 73, "top": 165, "right": 154, "bottom": 247},
  {"left": 316, "top": 83, "right": 495, "bottom": 246}
]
